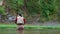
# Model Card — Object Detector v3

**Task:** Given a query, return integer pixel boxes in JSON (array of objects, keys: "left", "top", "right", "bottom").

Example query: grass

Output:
[
  {"left": 0, "top": 24, "right": 60, "bottom": 29},
  {"left": 0, "top": 24, "right": 60, "bottom": 34}
]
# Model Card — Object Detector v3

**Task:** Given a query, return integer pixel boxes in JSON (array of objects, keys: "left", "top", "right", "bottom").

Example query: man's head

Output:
[{"left": 19, "top": 14, "right": 22, "bottom": 17}]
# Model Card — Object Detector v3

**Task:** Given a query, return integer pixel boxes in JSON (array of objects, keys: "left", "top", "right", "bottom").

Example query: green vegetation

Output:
[
  {"left": 0, "top": 6, "right": 5, "bottom": 15},
  {"left": 0, "top": 24, "right": 60, "bottom": 29},
  {"left": 0, "top": 26, "right": 60, "bottom": 34},
  {"left": 5, "top": 0, "right": 24, "bottom": 14},
  {"left": 0, "top": 24, "right": 60, "bottom": 34},
  {"left": 0, "top": 0, "right": 60, "bottom": 22}
]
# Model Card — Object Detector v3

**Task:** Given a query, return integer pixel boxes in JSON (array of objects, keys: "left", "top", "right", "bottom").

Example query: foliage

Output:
[
  {"left": 2, "top": 0, "right": 59, "bottom": 22},
  {"left": 6, "top": 0, "right": 24, "bottom": 14},
  {"left": 27, "top": 0, "right": 40, "bottom": 15},
  {"left": 25, "top": 0, "right": 58, "bottom": 21},
  {"left": 0, "top": 6, "right": 5, "bottom": 15},
  {"left": 40, "top": 0, "right": 58, "bottom": 20}
]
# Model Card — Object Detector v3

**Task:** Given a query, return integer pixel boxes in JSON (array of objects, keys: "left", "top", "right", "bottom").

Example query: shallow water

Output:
[{"left": 0, "top": 28, "right": 60, "bottom": 34}]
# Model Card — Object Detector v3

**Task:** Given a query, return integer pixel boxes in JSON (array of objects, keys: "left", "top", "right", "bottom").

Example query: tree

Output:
[
  {"left": 39, "top": 0, "right": 58, "bottom": 21},
  {"left": 2, "top": 0, "right": 59, "bottom": 22}
]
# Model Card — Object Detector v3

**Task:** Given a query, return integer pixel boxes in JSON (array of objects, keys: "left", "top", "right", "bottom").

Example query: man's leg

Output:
[
  {"left": 17, "top": 30, "right": 24, "bottom": 34},
  {"left": 17, "top": 25, "right": 24, "bottom": 34}
]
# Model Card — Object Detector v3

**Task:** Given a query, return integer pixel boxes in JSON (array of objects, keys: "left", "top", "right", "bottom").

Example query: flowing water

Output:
[{"left": 0, "top": 28, "right": 60, "bottom": 34}]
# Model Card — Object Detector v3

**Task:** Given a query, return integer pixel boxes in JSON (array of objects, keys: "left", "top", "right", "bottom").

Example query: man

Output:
[{"left": 15, "top": 14, "right": 26, "bottom": 34}]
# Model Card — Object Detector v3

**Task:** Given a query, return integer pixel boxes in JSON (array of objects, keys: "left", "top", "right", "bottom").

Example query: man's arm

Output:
[
  {"left": 14, "top": 17, "right": 17, "bottom": 24},
  {"left": 23, "top": 18, "right": 26, "bottom": 24}
]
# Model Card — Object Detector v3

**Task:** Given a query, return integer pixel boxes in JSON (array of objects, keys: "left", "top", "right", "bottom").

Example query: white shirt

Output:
[{"left": 17, "top": 16, "right": 24, "bottom": 24}]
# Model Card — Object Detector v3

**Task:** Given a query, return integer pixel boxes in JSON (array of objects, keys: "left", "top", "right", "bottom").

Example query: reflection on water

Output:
[{"left": 0, "top": 28, "right": 60, "bottom": 34}]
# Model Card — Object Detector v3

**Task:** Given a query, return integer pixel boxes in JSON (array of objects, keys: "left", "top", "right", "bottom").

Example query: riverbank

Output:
[{"left": 0, "top": 24, "right": 60, "bottom": 29}]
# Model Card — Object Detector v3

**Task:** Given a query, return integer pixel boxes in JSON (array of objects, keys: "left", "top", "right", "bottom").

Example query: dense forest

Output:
[{"left": 0, "top": 0, "right": 60, "bottom": 22}]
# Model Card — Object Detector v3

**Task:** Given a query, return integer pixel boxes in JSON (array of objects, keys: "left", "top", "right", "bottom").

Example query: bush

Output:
[{"left": 0, "top": 6, "right": 5, "bottom": 15}]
